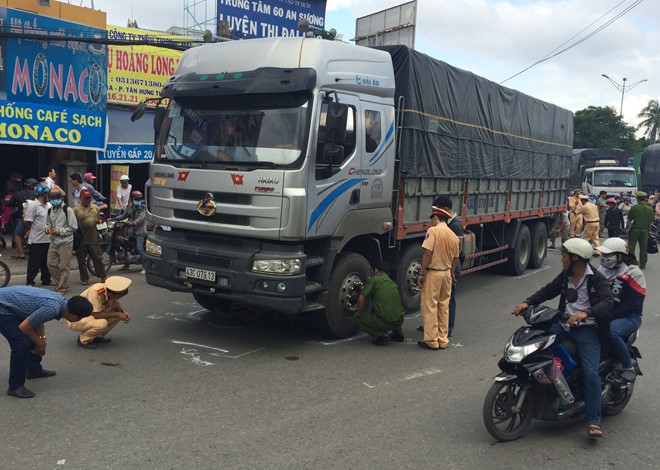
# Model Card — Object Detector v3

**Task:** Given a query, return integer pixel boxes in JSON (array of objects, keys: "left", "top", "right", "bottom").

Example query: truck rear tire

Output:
[
  {"left": 504, "top": 224, "right": 530, "bottom": 275},
  {"left": 396, "top": 244, "right": 423, "bottom": 314},
  {"left": 528, "top": 222, "right": 548, "bottom": 269},
  {"left": 316, "top": 253, "right": 370, "bottom": 338}
]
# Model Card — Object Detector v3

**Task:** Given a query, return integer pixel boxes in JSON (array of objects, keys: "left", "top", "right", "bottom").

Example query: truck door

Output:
[{"left": 307, "top": 93, "right": 363, "bottom": 237}]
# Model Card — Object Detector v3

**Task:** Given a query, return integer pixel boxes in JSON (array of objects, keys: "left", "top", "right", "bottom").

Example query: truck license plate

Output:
[{"left": 185, "top": 267, "right": 216, "bottom": 282}]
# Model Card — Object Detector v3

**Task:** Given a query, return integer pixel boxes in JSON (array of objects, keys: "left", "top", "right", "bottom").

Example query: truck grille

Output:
[
  {"left": 173, "top": 189, "right": 251, "bottom": 205},
  {"left": 177, "top": 252, "right": 232, "bottom": 269},
  {"left": 173, "top": 209, "right": 250, "bottom": 226}
]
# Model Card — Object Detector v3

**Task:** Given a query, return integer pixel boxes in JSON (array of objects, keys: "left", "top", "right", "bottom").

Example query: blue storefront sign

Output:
[
  {"left": 97, "top": 144, "right": 154, "bottom": 163},
  {"left": 217, "top": 0, "right": 327, "bottom": 39},
  {"left": 0, "top": 7, "right": 107, "bottom": 151}
]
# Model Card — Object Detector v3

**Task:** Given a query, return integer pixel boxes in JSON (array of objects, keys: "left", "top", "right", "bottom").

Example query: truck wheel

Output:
[
  {"left": 396, "top": 244, "right": 423, "bottom": 314},
  {"left": 504, "top": 224, "right": 530, "bottom": 275},
  {"left": 528, "top": 222, "right": 548, "bottom": 269},
  {"left": 193, "top": 292, "right": 219, "bottom": 311},
  {"left": 317, "top": 253, "right": 370, "bottom": 338}
]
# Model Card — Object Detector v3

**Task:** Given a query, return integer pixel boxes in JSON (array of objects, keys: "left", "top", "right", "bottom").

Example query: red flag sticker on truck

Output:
[
  {"left": 231, "top": 174, "right": 244, "bottom": 185},
  {"left": 178, "top": 171, "right": 190, "bottom": 182}
]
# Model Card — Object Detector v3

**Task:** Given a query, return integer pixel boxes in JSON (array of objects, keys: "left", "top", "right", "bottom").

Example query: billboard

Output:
[
  {"left": 216, "top": 0, "right": 327, "bottom": 39},
  {"left": 107, "top": 26, "right": 191, "bottom": 106},
  {"left": 0, "top": 7, "right": 107, "bottom": 151},
  {"left": 355, "top": 1, "right": 417, "bottom": 48}
]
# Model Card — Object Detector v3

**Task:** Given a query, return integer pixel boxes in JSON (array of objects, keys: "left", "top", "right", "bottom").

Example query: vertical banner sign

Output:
[
  {"left": 0, "top": 8, "right": 107, "bottom": 151},
  {"left": 107, "top": 26, "right": 190, "bottom": 106},
  {"left": 110, "top": 164, "right": 129, "bottom": 209},
  {"left": 217, "top": 0, "right": 327, "bottom": 39}
]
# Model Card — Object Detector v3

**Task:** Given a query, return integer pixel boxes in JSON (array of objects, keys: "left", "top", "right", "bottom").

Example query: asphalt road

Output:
[{"left": 0, "top": 248, "right": 658, "bottom": 469}]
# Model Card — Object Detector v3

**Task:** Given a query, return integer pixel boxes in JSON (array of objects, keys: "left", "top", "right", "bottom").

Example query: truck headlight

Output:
[
  {"left": 251, "top": 258, "right": 302, "bottom": 275},
  {"left": 145, "top": 239, "right": 162, "bottom": 257}
]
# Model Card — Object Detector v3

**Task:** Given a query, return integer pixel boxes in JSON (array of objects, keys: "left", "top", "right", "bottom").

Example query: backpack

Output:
[{"left": 48, "top": 204, "right": 83, "bottom": 249}]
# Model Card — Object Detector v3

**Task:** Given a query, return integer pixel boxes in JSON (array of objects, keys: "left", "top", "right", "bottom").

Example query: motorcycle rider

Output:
[
  {"left": 597, "top": 237, "right": 645, "bottom": 383},
  {"left": 112, "top": 190, "right": 146, "bottom": 274},
  {"left": 513, "top": 238, "right": 613, "bottom": 438}
]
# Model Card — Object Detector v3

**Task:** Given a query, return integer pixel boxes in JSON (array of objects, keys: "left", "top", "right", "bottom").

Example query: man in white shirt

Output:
[
  {"left": 115, "top": 175, "right": 132, "bottom": 217},
  {"left": 44, "top": 168, "right": 56, "bottom": 189},
  {"left": 23, "top": 183, "right": 52, "bottom": 287}
]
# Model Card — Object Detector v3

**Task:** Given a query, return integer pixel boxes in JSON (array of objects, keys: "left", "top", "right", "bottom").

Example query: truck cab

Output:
[{"left": 582, "top": 165, "right": 637, "bottom": 197}]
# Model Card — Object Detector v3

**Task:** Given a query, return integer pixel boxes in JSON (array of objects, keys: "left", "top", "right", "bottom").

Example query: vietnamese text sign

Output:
[
  {"left": 97, "top": 143, "right": 154, "bottom": 164},
  {"left": 107, "top": 26, "right": 191, "bottom": 106},
  {"left": 0, "top": 7, "right": 107, "bottom": 151},
  {"left": 217, "top": 0, "right": 327, "bottom": 39}
]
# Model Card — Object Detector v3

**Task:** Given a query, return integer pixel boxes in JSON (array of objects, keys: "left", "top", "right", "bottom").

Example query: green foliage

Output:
[
  {"left": 573, "top": 106, "right": 643, "bottom": 154},
  {"left": 637, "top": 99, "right": 660, "bottom": 144}
]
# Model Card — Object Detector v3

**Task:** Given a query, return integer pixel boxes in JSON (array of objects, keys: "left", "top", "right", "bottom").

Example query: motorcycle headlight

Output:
[
  {"left": 504, "top": 339, "right": 547, "bottom": 363},
  {"left": 251, "top": 258, "right": 302, "bottom": 275},
  {"left": 145, "top": 239, "right": 162, "bottom": 257}
]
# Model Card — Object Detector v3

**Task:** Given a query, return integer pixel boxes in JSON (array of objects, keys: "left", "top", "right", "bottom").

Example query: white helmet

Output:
[
  {"left": 119, "top": 175, "right": 130, "bottom": 182},
  {"left": 598, "top": 237, "right": 628, "bottom": 255},
  {"left": 562, "top": 238, "right": 593, "bottom": 260}
]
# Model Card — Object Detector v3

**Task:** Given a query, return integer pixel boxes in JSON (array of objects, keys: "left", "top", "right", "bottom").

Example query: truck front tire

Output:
[{"left": 316, "top": 253, "right": 370, "bottom": 338}]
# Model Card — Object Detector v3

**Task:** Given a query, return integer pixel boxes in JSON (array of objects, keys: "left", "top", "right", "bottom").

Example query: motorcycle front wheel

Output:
[{"left": 483, "top": 380, "right": 534, "bottom": 442}]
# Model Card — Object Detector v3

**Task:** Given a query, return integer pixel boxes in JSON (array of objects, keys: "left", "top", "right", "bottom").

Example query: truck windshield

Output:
[
  {"left": 155, "top": 97, "right": 310, "bottom": 168},
  {"left": 593, "top": 170, "right": 636, "bottom": 187}
]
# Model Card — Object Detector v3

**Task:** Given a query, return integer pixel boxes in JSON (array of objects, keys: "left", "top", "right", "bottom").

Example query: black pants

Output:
[
  {"left": 26, "top": 242, "right": 51, "bottom": 285},
  {"left": 75, "top": 243, "right": 106, "bottom": 282}
]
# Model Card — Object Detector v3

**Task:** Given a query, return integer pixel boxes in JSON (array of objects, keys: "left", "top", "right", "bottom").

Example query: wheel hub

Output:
[{"left": 338, "top": 273, "right": 364, "bottom": 314}]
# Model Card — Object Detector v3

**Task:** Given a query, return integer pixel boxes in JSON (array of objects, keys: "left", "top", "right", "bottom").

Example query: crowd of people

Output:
[{"left": 1, "top": 170, "right": 148, "bottom": 288}]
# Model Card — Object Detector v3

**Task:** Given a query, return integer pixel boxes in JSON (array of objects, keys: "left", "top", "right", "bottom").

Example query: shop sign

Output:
[{"left": 97, "top": 143, "right": 154, "bottom": 163}]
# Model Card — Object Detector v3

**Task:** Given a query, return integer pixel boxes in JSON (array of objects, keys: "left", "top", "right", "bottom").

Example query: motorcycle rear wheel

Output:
[
  {"left": 603, "top": 382, "right": 634, "bottom": 416},
  {"left": 483, "top": 380, "right": 533, "bottom": 442},
  {"left": 86, "top": 251, "right": 112, "bottom": 277},
  {"left": 0, "top": 260, "right": 10, "bottom": 287}
]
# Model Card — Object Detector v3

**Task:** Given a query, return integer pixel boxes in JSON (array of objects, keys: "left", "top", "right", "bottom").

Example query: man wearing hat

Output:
[
  {"left": 576, "top": 193, "right": 601, "bottom": 252},
  {"left": 115, "top": 175, "right": 132, "bottom": 217},
  {"left": 624, "top": 191, "right": 654, "bottom": 269},
  {"left": 418, "top": 204, "right": 460, "bottom": 350},
  {"left": 74, "top": 189, "right": 107, "bottom": 285},
  {"left": 45, "top": 186, "right": 77, "bottom": 295},
  {"left": 604, "top": 198, "right": 624, "bottom": 238},
  {"left": 568, "top": 189, "right": 583, "bottom": 238},
  {"left": 24, "top": 182, "right": 53, "bottom": 287},
  {"left": 68, "top": 276, "right": 132, "bottom": 348}
]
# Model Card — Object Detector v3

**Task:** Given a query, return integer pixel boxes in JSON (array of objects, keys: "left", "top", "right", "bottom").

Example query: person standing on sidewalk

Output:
[
  {"left": 74, "top": 189, "right": 106, "bottom": 285},
  {"left": 45, "top": 186, "right": 77, "bottom": 295},
  {"left": 418, "top": 205, "right": 460, "bottom": 351},
  {"left": 624, "top": 191, "right": 654, "bottom": 269},
  {"left": 8, "top": 178, "right": 38, "bottom": 260},
  {"left": 23, "top": 183, "right": 52, "bottom": 287}
]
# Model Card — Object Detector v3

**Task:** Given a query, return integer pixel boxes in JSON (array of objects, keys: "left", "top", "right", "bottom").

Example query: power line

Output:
[{"left": 500, "top": 0, "right": 645, "bottom": 85}]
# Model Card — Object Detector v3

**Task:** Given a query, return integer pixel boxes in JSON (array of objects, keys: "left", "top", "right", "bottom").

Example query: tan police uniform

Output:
[
  {"left": 67, "top": 276, "right": 131, "bottom": 344},
  {"left": 569, "top": 194, "right": 583, "bottom": 237},
  {"left": 421, "top": 221, "right": 460, "bottom": 349},
  {"left": 576, "top": 198, "right": 600, "bottom": 249}
]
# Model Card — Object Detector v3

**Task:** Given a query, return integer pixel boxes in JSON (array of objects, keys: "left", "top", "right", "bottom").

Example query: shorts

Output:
[{"left": 13, "top": 218, "right": 25, "bottom": 237}]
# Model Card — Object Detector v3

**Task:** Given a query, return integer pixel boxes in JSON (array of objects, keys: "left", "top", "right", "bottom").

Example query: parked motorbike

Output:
[
  {"left": 87, "top": 218, "right": 141, "bottom": 276},
  {"left": 0, "top": 253, "right": 11, "bottom": 287},
  {"left": 483, "top": 305, "right": 642, "bottom": 441}
]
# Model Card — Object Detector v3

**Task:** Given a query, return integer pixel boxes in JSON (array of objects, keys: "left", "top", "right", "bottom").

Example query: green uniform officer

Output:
[
  {"left": 355, "top": 260, "right": 405, "bottom": 345},
  {"left": 625, "top": 191, "right": 655, "bottom": 269}
]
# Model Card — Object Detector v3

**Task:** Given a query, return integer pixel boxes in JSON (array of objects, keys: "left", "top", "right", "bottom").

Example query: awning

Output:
[{"left": 97, "top": 108, "right": 156, "bottom": 164}]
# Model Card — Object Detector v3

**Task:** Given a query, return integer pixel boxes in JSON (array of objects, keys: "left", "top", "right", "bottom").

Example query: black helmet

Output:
[{"left": 130, "top": 190, "right": 144, "bottom": 201}]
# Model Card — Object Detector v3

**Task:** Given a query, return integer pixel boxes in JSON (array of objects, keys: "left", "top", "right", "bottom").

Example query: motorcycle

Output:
[
  {"left": 483, "top": 305, "right": 642, "bottom": 442},
  {"left": 86, "top": 218, "right": 141, "bottom": 276},
  {"left": 0, "top": 253, "right": 10, "bottom": 287}
]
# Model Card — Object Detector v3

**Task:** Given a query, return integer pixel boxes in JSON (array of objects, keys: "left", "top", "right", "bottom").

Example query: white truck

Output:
[
  {"left": 572, "top": 148, "right": 637, "bottom": 197},
  {"left": 139, "top": 37, "right": 573, "bottom": 337}
]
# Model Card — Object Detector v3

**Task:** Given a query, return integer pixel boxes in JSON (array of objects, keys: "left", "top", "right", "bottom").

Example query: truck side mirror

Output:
[
  {"left": 322, "top": 143, "right": 344, "bottom": 165},
  {"left": 325, "top": 102, "right": 348, "bottom": 144},
  {"left": 154, "top": 107, "right": 167, "bottom": 136}
]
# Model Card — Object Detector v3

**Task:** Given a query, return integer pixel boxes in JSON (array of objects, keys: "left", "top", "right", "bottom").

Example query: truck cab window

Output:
[
  {"left": 365, "top": 110, "right": 381, "bottom": 153},
  {"left": 316, "top": 102, "right": 356, "bottom": 180}
]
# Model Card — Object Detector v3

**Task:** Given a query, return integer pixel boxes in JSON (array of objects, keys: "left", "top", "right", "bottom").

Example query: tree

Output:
[
  {"left": 637, "top": 99, "right": 660, "bottom": 144},
  {"left": 573, "top": 106, "right": 642, "bottom": 154}
]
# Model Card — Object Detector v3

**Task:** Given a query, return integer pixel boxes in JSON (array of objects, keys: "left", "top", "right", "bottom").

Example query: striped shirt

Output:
[{"left": 0, "top": 286, "right": 67, "bottom": 328}]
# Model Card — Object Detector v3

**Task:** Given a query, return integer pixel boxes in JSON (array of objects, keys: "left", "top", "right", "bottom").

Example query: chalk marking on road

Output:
[
  {"left": 206, "top": 322, "right": 245, "bottom": 329},
  {"left": 309, "top": 333, "right": 367, "bottom": 346},
  {"left": 172, "top": 340, "right": 229, "bottom": 353},
  {"left": 498, "top": 264, "right": 551, "bottom": 280},
  {"left": 362, "top": 367, "right": 443, "bottom": 389},
  {"left": 173, "top": 318, "right": 194, "bottom": 323},
  {"left": 186, "top": 309, "right": 206, "bottom": 321},
  {"left": 209, "top": 347, "right": 266, "bottom": 359},
  {"left": 179, "top": 348, "right": 215, "bottom": 367},
  {"left": 451, "top": 342, "right": 463, "bottom": 348}
]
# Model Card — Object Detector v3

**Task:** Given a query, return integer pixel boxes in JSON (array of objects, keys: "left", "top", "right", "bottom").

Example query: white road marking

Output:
[
  {"left": 209, "top": 347, "right": 266, "bottom": 359},
  {"left": 179, "top": 348, "right": 215, "bottom": 367},
  {"left": 362, "top": 367, "right": 444, "bottom": 389},
  {"left": 497, "top": 264, "right": 551, "bottom": 279},
  {"left": 309, "top": 333, "right": 367, "bottom": 346},
  {"left": 172, "top": 340, "right": 229, "bottom": 353}
]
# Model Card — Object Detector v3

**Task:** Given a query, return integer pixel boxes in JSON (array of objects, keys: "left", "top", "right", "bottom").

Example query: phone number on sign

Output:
[{"left": 107, "top": 92, "right": 140, "bottom": 103}]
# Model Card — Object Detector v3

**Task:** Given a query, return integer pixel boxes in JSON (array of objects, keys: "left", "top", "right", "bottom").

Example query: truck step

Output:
[
  {"left": 305, "top": 281, "right": 322, "bottom": 293},
  {"left": 306, "top": 256, "right": 324, "bottom": 267},
  {"left": 303, "top": 302, "right": 325, "bottom": 311}
]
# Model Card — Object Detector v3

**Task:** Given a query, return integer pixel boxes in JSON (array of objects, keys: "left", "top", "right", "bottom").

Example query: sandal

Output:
[
  {"left": 587, "top": 424, "right": 603, "bottom": 438},
  {"left": 10, "top": 254, "right": 26, "bottom": 259}
]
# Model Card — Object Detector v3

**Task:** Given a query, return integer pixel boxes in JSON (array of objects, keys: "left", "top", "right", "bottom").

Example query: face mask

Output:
[
  {"left": 50, "top": 199, "right": 63, "bottom": 207},
  {"left": 133, "top": 201, "right": 143, "bottom": 207},
  {"left": 600, "top": 255, "right": 618, "bottom": 270}
]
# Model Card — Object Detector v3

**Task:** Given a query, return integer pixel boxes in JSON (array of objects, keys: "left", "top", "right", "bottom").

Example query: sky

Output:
[{"left": 93, "top": 0, "right": 659, "bottom": 133}]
